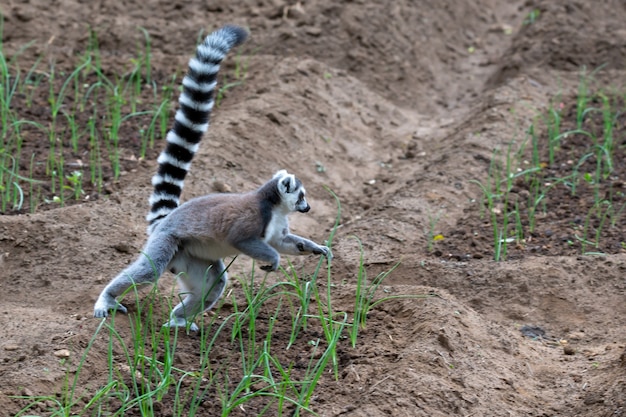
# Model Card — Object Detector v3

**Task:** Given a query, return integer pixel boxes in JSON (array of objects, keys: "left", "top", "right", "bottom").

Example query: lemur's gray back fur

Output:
[{"left": 146, "top": 25, "right": 248, "bottom": 234}]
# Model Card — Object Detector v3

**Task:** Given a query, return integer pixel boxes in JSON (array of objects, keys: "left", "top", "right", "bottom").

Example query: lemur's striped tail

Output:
[{"left": 146, "top": 25, "right": 248, "bottom": 234}]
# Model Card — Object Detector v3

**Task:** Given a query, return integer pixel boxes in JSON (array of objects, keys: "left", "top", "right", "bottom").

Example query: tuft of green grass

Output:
[
  {"left": 471, "top": 141, "right": 540, "bottom": 261},
  {"left": 11, "top": 198, "right": 430, "bottom": 416},
  {"left": 523, "top": 9, "right": 541, "bottom": 25},
  {"left": 472, "top": 69, "right": 625, "bottom": 258},
  {"left": 0, "top": 26, "right": 180, "bottom": 213}
]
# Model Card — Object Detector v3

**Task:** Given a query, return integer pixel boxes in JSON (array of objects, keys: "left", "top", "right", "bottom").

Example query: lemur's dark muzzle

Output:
[{"left": 298, "top": 204, "right": 311, "bottom": 213}]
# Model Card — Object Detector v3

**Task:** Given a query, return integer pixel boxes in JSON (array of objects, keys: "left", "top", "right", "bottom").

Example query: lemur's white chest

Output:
[{"left": 264, "top": 213, "right": 289, "bottom": 245}]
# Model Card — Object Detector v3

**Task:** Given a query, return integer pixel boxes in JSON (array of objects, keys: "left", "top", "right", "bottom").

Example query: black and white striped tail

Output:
[{"left": 147, "top": 25, "right": 248, "bottom": 234}]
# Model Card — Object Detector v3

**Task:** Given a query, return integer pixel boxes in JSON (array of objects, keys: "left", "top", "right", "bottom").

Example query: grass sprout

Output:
[
  {"left": 12, "top": 206, "right": 411, "bottom": 416},
  {"left": 0, "top": 27, "right": 184, "bottom": 213},
  {"left": 471, "top": 71, "right": 625, "bottom": 258}
]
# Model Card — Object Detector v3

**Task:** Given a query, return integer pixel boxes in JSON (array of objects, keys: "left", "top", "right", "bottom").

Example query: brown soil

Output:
[{"left": 1, "top": 1, "right": 626, "bottom": 416}]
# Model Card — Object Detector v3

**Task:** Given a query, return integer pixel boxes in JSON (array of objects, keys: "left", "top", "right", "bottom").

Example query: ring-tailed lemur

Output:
[{"left": 93, "top": 25, "right": 332, "bottom": 332}]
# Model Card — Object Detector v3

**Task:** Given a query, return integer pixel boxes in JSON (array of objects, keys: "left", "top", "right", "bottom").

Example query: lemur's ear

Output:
[
  {"left": 273, "top": 169, "right": 288, "bottom": 179},
  {"left": 274, "top": 170, "right": 298, "bottom": 194},
  {"left": 275, "top": 171, "right": 297, "bottom": 194},
  {"left": 282, "top": 177, "right": 292, "bottom": 193}
]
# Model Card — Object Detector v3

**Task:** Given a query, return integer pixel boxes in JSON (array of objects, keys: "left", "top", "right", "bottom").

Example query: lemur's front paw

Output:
[
  {"left": 314, "top": 245, "right": 333, "bottom": 260},
  {"left": 93, "top": 296, "right": 128, "bottom": 318}
]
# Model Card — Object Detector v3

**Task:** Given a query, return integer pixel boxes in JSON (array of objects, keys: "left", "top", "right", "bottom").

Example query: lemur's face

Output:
[
  {"left": 294, "top": 187, "right": 310, "bottom": 213},
  {"left": 274, "top": 170, "right": 311, "bottom": 213}
]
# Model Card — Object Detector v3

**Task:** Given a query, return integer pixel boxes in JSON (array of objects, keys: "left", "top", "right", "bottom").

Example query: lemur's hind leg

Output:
[
  {"left": 166, "top": 257, "right": 228, "bottom": 331},
  {"left": 94, "top": 233, "right": 179, "bottom": 318}
]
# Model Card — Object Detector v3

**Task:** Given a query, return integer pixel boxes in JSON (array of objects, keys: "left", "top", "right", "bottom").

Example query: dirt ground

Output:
[{"left": 1, "top": 0, "right": 626, "bottom": 416}]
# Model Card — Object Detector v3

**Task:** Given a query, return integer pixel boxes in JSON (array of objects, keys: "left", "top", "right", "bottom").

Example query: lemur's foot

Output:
[
  {"left": 163, "top": 317, "right": 199, "bottom": 333},
  {"left": 94, "top": 295, "right": 128, "bottom": 318}
]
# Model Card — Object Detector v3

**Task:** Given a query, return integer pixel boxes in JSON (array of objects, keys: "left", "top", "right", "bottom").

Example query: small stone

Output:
[
  {"left": 113, "top": 243, "right": 133, "bottom": 254},
  {"left": 564, "top": 345, "right": 576, "bottom": 355},
  {"left": 568, "top": 331, "right": 586, "bottom": 341},
  {"left": 3, "top": 344, "right": 19, "bottom": 351},
  {"left": 213, "top": 180, "right": 232, "bottom": 193},
  {"left": 54, "top": 349, "right": 71, "bottom": 358},
  {"left": 305, "top": 27, "right": 322, "bottom": 37}
]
